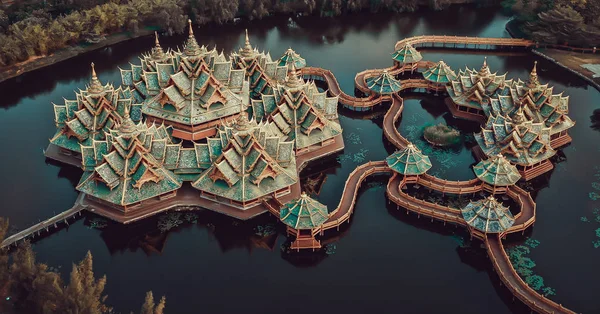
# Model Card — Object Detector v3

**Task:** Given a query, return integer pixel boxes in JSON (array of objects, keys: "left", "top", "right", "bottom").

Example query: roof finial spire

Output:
[
  {"left": 527, "top": 61, "right": 540, "bottom": 88},
  {"left": 483, "top": 56, "right": 487, "bottom": 67},
  {"left": 245, "top": 29, "right": 249, "bottom": 44},
  {"left": 124, "top": 104, "right": 130, "bottom": 119},
  {"left": 531, "top": 60, "right": 537, "bottom": 76},
  {"left": 188, "top": 19, "right": 194, "bottom": 38},
  {"left": 88, "top": 62, "right": 104, "bottom": 94},
  {"left": 155, "top": 31, "right": 160, "bottom": 47}
]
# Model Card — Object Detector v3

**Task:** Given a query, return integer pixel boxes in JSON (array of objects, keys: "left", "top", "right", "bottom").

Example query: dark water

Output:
[{"left": 1, "top": 5, "right": 599, "bottom": 313}]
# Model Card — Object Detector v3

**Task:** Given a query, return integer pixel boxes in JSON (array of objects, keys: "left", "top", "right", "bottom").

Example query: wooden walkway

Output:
[
  {"left": 1, "top": 194, "right": 86, "bottom": 249},
  {"left": 394, "top": 35, "right": 535, "bottom": 51}
]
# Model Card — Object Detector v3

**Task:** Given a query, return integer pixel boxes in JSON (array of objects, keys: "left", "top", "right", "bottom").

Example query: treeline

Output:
[
  {"left": 503, "top": 0, "right": 600, "bottom": 47},
  {"left": 0, "top": 0, "right": 463, "bottom": 67},
  {"left": 0, "top": 218, "right": 165, "bottom": 314}
]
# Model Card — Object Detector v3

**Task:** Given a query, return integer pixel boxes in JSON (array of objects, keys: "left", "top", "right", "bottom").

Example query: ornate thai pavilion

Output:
[
  {"left": 392, "top": 43, "right": 422, "bottom": 71},
  {"left": 475, "top": 107, "right": 556, "bottom": 180},
  {"left": 366, "top": 70, "right": 403, "bottom": 95},
  {"left": 48, "top": 63, "right": 141, "bottom": 164},
  {"left": 386, "top": 143, "right": 432, "bottom": 176},
  {"left": 483, "top": 62, "right": 575, "bottom": 149},
  {"left": 447, "top": 58, "right": 514, "bottom": 116},
  {"left": 461, "top": 196, "right": 515, "bottom": 239},
  {"left": 423, "top": 61, "right": 457, "bottom": 85},
  {"left": 76, "top": 108, "right": 182, "bottom": 213},
  {"left": 230, "top": 30, "right": 288, "bottom": 98},
  {"left": 280, "top": 192, "right": 329, "bottom": 250},
  {"left": 191, "top": 114, "right": 297, "bottom": 209},
  {"left": 278, "top": 48, "right": 306, "bottom": 69},
  {"left": 473, "top": 154, "right": 522, "bottom": 187},
  {"left": 120, "top": 25, "right": 246, "bottom": 103},
  {"left": 251, "top": 65, "right": 342, "bottom": 154}
]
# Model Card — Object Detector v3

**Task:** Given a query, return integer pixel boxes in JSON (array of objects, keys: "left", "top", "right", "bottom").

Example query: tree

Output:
[
  {"left": 62, "top": 251, "right": 110, "bottom": 314},
  {"left": 527, "top": 5, "right": 588, "bottom": 45},
  {"left": 140, "top": 291, "right": 166, "bottom": 314}
]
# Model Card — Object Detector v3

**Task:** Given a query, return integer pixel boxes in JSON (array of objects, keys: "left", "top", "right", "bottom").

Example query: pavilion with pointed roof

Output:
[
  {"left": 365, "top": 70, "right": 403, "bottom": 95},
  {"left": 423, "top": 61, "right": 457, "bottom": 85},
  {"left": 230, "top": 29, "right": 288, "bottom": 98},
  {"left": 191, "top": 113, "right": 298, "bottom": 209},
  {"left": 473, "top": 154, "right": 521, "bottom": 187},
  {"left": 386, "top": 143, "right": 432, "bottom": 176},
  {"left": 446, "top": 57, "right": 514, "bottom": 117},
  {"left": 483, "top": 61, "right": 575, "bottom": 149},
  {"left": 474, "top": 106, "right": 556, "bottom": 180},
  {"left": 47, "top": 63, "right": 141, "bottom": 166},
  {"left": 392, "top": 43, "right": 423, "bottom": 72},
  {"left": 251, "top": 65, "right": 343, "bottom": 154},
  {"left": 461, "top": 196, "right": 515, "bottom": 239},
  {"left": 280, "top": 192, "right": 329, "bottom": 251},
  {"left": 76, "top": 107, "right": 182, "bottom": 216},
  {"left": 278, "top": 48, "right": 306, "bottom": 69}
]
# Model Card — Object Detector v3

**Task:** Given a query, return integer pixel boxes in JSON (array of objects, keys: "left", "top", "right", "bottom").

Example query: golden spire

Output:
[
  {"left": 478, "top": 57, "right": 491, "bottom": 76},
  {"left": 151, "top": 31, "right": 167, "bottom": 60},
  {"left": 285, "top": 63, "right": 303, "bottom": 88},
  {"left": 119, "top": 105, "right": 137, "bottom": 136},
  {"left": 124, "top": 104, "right": 130, "bottom": 119},
  {"left": 527, "top": 61, "right": 540, "bottom": 89},
  {"left": 184, "top": 19, "right": 201, "bottom": 57},
  {"left": 88, "top": 62, "right": 104, "bottom": 94},
  {"left": 240, "top": 29, "right": 255, "bottom": 58}
]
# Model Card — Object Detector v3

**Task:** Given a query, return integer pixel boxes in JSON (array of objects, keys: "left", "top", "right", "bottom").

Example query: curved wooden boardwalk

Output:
[
  {"left": 394, "top": 35, "right": 534, "bottom": 51},
  {"left": 300, "top": 41, "right": 574, "bottom": 311}
]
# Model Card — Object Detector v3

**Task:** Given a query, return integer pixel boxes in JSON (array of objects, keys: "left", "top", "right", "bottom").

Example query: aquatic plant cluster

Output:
[
  {"left": 156, "top": 211, "right": 200, "bottom": 233},
  {"left": 584, "top": 166, "right": 600, "bottom": 248},
  {"left": 422, "top": 123, "right": 461, "bottom": 147},
  {"left": 507, "top": 238, "right": 556, "bottom": 296}
]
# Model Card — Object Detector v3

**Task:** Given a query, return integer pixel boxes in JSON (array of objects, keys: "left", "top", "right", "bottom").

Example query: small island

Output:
[{"left": 423, "top": 123, "right": 461, "bottom": 147}]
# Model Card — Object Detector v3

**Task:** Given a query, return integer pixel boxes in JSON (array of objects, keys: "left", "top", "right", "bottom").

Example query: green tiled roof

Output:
[
  {"left": 386, "top": 143, "right": 432, "bottom": 175},
  {"left": 473, "top": 154, "right": 521, "bottom": 186},
  {"left": 280, "top": 193, "right": 329, "bottom": 229},
  {"left": 461, "top": 196, "right": 515, "bottom": 233},
  {"left": 391, "top": 43, "right": 422, "bottom": 64},
  {"left": 423, "top": 61, "right": 457, "bottom": 84},
  {"left": 366, "top": 70, "right": 402, "bottom": 95},
  {"left": 278, "top": 48, "right": 307, "bottom": 69}
]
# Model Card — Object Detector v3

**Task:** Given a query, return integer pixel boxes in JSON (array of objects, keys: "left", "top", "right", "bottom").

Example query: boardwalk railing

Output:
[
  {"left": 394, "top": 35, "right": 535, "bottom": 51},
  {"left": 485, "top": 234, "right": 576, "bottom": 314}
]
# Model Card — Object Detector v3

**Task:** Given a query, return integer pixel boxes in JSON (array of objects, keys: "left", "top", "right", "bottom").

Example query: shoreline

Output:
[{"left": 0, "top": 29, "right": 155, "bottom": 84}]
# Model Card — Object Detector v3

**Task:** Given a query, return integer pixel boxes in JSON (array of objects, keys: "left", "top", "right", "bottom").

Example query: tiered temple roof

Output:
[
  {"left": 483, "top": 62, "right": 575, "bottom": 135},
  {"left": 51, "top": 63, "right": 141, "bottom": 154},
  {"left": 142, "top": 31, "right": 244, "bottom": 128},
  {"left": 230, "top": 30, "right": 288, "bottom": 98},
  {"left": 386, "top": 143, "right": 432, "bottom": 176},
  {"left": 475, "top": 107, "right": 556, "bottom": 166},
  {"left": 280, "top": 192, "right": 329, "bottom": 230},
  {"left": 391, "top": 43, "right": 423, "bottom": 64},
  {"left": 250, "top": 65, "right": 342, "bottom": 150},
  {"left": 366, "top": 70, "right": 402, "bottom": 95},
  {"left": 461, "top": 196, "right": 515, "bottom": 234},
  {"left": 76, "top": 108, "right": 182, "bottom": 206},
  {"left": 447, "top": 58, "right": 514, "bottom": 110},
  {"left": 473, "top": 154, "right": 521, "bottom": 186},
  {"left": 423, "top": 61, "right": 457, "bottom": 84},
  {"left": 278, "top": 48, "right": 306, "bottom": 69},
  {"left": 120, "top": 23, "right": 245, "bottom": 102},
  {"left": 191, "top": 114, "right": 297, "bottom": 205}
]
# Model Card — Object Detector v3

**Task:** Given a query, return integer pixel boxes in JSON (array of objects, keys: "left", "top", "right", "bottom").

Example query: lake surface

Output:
[{"left": 0, "top": 5, "right": 599, "bottom": 313}]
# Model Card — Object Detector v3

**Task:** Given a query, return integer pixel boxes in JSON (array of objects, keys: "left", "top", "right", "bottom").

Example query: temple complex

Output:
[
  {"left": 251, "top": 65, "right": 342, "bottom": 155},
  {"left": 483, "top": 62, "right": 575, "bottom": 149},
  {"left": 446, "top": 57, "right": 514, "bottom": 116},
  {"left": 191, "top": 114, "right": 297, "bottom": 210},
  {"left": 280, "top": 192, "right": 329, "bottom": 251},
  {"left": 366, "top": 70, "right": 403, "bottom": 95},
  {"left": 230, "top": 30, "right": 288, "bottom": 97},
  {"left": 475, "top": 106, "right": 556, "bottom": 180},
  {"left": 461, "top": 196, "right": 515, "bottom": 239},
  {"left": 76, "top": 107, "right": 182, "bottom": 215},
  {"left": 47, "top": 63, "right": 141, "bottom": 165}
]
